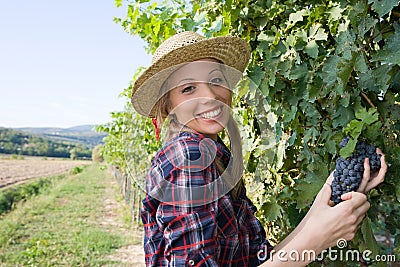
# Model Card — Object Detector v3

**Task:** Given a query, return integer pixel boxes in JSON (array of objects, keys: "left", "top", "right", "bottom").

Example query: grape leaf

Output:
[
  {"left": 262, "top": 197, "right": 282, "bottom": 221},
  {"left": 355, "top": 52, "right": 369, "bottom": 73},
  {"left": 305, "top": 40, "right": 319, "bottom": 59},
  {"left": 327, "top": 5, "right": 344, "bottom": 21},
  {"left": 296, "top": 173, "right": 325, "bottom": 209},
  {"left": 288, "top": 9, "right": 308, "bottom": 26},
  {"left": 115, "top": 0, "right": 123, "bottom": 7},
  {"left": 368, "top": 0, "right": 399, "bottom": 18},
  {"left": 371, "top": 23, "right": 400, "bottom": 65},
  {"left": 359, "top": 217, "right": 385, "bottom": 266},
  {"left": 248, "top": 65, "right": 265, "bottom": 86},
  {"left": 355, "top": 107, "right": 379, "bottom": 125},
  {"left": 325, "top": 139, "right": 336, "bottom": 155},
  {"left": 357, "top": 15, "right": 377, "bottom": 36},
  {"left": 321, "top": 55, "right": 340, "bottom": 89},
  {"left": 309, "top": 24, "right": 328, "bottom": 41},
  {"left": 340, "top": 137, "right": 358, "bottom": 158},
  {"left": 332, "top": 105, "right": 354, "bottom": 128}
]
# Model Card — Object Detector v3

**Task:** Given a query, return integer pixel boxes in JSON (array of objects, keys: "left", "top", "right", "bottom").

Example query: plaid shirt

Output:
[{"left": 141, "top": 131, "right": 273, "bottom": 266}]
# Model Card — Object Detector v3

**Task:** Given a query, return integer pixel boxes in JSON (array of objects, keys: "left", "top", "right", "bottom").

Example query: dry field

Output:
[{"left": 0, "top": 155, "right": 92, "bottom": 188}]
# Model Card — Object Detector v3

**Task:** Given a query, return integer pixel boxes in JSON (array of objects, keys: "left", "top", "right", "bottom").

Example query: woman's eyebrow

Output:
[
  {"left": 175, "top": 69, "right": 222, "bottom": 85},
  {"left": 177, "top": 78, "right": 196, "bottom": 85},
  {"left": 209, "top": 68, "right": 222, "bottom": 75}
]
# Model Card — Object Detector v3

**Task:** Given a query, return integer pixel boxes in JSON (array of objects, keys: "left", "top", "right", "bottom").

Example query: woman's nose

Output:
[{"left": 198, "top": 82, "right": 218, "bottom": 101}]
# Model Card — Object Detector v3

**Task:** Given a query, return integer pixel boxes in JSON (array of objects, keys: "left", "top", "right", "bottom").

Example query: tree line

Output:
[{"left": 0, "top": 127, "right": 92, "bottom": 159}]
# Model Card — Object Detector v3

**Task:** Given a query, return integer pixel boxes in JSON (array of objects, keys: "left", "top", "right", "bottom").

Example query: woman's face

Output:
[{"left": 166, "top": 58, "right": 232, "bottom": 140}]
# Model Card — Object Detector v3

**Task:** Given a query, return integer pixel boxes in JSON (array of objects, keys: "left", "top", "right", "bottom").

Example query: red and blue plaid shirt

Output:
[{"left": 141, "top": 131, "right": 273, "bottom": 266}]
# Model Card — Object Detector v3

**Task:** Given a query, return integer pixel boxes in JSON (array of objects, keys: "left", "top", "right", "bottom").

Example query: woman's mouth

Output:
[{"left": 197, "top": 106, "right": 222, "bottom": 119}]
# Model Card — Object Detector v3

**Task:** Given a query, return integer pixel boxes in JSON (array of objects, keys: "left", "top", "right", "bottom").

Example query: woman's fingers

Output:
[
  {"left": 365, "top": 149, "right": 387, "bottom": 192},
  {"left": 357, "top": 158, "right": 370, "bottom": 193},
  {"left": 326, "top": 171, "right": 334, "bottom": 185},
  {"left": 340, "top": 191, "right": 367, "bottom": 205},
  {"left": 331, "top": 192, "right": 370, "bottom": 241}
]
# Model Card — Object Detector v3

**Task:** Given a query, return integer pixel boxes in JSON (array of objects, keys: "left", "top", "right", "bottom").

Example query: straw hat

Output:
[{"left": 131, "top": 31, "right": 251, "bottom": 118}]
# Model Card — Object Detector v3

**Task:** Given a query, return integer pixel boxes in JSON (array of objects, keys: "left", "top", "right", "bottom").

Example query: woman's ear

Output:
[{"left": 165, "top": 97, "right": 173, "bottom": 114}]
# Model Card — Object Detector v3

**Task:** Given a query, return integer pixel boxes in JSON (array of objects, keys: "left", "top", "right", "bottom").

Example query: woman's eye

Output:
[
  {"left": 210, "top": 77, "right": 224, "bottom": 85},
  {"left": 181, "top": 85, "right": 196, "bottom": 93}
]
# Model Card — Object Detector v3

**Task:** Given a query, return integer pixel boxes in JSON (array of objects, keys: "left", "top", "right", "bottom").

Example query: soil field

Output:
[{"left": 0, "top": 155, "right": 92, "bottom": 188}]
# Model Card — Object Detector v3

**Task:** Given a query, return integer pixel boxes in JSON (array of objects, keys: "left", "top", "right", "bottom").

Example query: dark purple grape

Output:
[{"left": 330, "top": 138, "right": 382, "bottom": 204}]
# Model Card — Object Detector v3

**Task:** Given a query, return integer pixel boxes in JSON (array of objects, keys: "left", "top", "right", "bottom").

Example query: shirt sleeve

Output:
[
  {"left": 245, "top": 197, "right": 274, "bottom": 265},
  {"left": 142, "top": 135, "right": 221, "bottom": 266}
]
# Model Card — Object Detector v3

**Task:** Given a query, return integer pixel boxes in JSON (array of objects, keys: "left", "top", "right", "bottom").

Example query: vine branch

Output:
[{"left": 361, "top": 91, "right": 376, "bottom": 109}]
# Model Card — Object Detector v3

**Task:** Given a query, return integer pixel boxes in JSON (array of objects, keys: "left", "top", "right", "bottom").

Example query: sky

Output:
[{"left": 0, "top": 1, "right": 151, "bottom": 128}]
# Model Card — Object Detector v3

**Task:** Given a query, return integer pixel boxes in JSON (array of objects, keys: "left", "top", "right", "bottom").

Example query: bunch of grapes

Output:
[{"left": 330, "top": 137, "right": 381, "bottom": 204}]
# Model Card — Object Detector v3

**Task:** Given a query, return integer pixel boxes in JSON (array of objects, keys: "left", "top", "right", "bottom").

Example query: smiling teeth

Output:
[{"left": 199, "top": 107, "right": 222, "bottom": 119}]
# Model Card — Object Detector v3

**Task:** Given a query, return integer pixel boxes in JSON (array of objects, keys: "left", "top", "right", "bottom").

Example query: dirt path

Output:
[{"left": 102, "top": 170, "right": 145, "bottom": 267}]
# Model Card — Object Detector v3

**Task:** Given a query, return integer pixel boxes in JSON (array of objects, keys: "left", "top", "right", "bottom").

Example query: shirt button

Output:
[{"left": 188, "top": 259, "right": 195, "bottom": 266}]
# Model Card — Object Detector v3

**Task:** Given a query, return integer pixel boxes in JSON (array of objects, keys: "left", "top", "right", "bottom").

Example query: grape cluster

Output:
[{"left": 331, "top": 137, "right": 381, "bottom": 204}]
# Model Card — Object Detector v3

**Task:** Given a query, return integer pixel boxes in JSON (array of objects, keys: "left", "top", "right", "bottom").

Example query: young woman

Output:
[{"left": 130, "top": 31, "right": 387, "bottom": 267}]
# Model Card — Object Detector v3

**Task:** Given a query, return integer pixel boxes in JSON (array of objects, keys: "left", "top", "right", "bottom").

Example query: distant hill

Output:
[
  {"left": 0, "top": 127, "right": 95, "bottom": 159},
  {"left": 15, "top": 125, "right": 106, "bottom": 148}
]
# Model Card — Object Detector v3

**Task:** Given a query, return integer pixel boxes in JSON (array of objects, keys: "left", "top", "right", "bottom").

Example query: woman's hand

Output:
[
  {"left": 261, "top": 148, "right": 388, "bottom": 266},
  {"left": 303, "top": 183, "right": 370, "bottom": 250},
  {"left": 357, "top": 148, "right": 387, "bottom": 193},
  {"left": 263, "top": 184, "right": 370, "bottom": 266}
]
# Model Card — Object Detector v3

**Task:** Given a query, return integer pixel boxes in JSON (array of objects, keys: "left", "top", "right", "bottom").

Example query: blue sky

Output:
[{"left": 0, "top": 1, "right": 151, "bottom": 128}]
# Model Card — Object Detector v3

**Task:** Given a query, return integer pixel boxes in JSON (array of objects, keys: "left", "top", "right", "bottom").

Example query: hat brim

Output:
[{"left": 131, "top": 36, "right": 251, "bottom": 118}]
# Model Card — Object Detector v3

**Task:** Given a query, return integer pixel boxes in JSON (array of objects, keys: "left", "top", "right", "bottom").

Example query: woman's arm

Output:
[
  {"left": 259, "top": 148, "right": 387, "bottom": 266},
  {"left": 260, "top": 186, "right": 370, "bottom": 266}
]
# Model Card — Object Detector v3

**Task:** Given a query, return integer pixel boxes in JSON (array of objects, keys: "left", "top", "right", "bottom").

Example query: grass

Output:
[
  {"left": 0, "top": 174, "right": 64, "bottom": 216},
  {"left": 0, "top": 164, "right": 140, "bottom": 267}
]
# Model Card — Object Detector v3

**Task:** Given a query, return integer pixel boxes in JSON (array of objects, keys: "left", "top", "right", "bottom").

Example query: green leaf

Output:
[
  {"left": 357, "top": 15, "right": 377, "bottom": 36},
  {"left": 368, "top": 0, "right": 399, "bottom": 18},
  {"left": 288, "top": 9, "right": 309, "bottom": 26},
  {"left": 359, "top": 217, "right": 382, "bottom": 259},
  {"left": 355, "top": 107, "right": 379, "bottom": 125},
  {"left": 345, "top": 119, "right": 364, "bottom": 137},
  {"left": 371, "top": 23, "right": 400, "bottom": 65},
  {"left": 364, "top": 121, "right": 382, "bottom": 141},
  {"left": 288, "top": 63, "right": 308, "bottom": 80},
  {"left": 262, "top": 198, "right": 282, "bottom": 221},
  {"left": 210, "top": 15, "right": 223, "bottom": 32},
  {"left": 257, "top": 32, "right": 274, "bottom": 43},
  {"left": 355, "top": 52, "right": 369, "bottom": 73},
  {"left": 115, "top": 0, "right": 123, "bottom": 7},
  {"left": 332, "top": 105, "right": 354, "bottom": 128},
  {"left": 321, "top": 55, "right": 340, "bottom": 89},
  {"left": 327, "top": 5, "right": 344, "bottom": 21},
  {"left": 296, "top": 173, "right": 325, "bottom": 209},
  {"left": 282, "top": 106, "right": 297, "bottom": 123},
  {"left": 311, "top": 25, "right": 328, "bottom": 41},
  {"left": 340, "top": 137, "right": 358, "bottom": 158},
  {"left": 337, "top": 55, "right": 357, "bottom": 94},
  {"left": 372, "top": 65, "right": 393, "bottom": 95},
  {"left": 193, "top": 10, "right": 207, "bottom": 25},
  {"left": 248, "top": 65, "right": 265, "bottom": 86},
  {"left": 305, "top": 40, "right": 319, "bottom": 59},
  {"left": 325, "top": 139, "right": 336, "bottom": 155}
]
